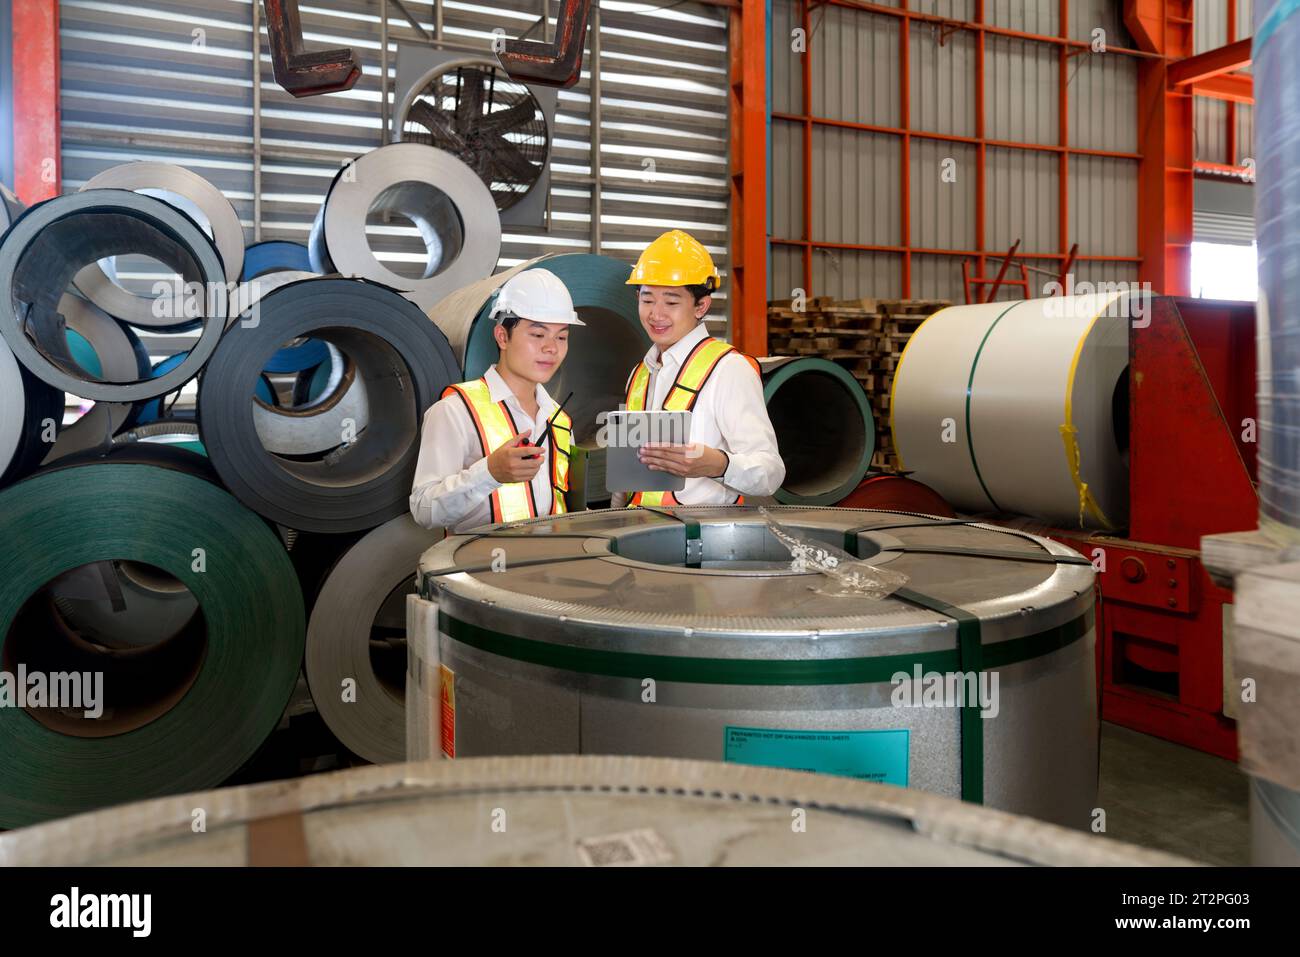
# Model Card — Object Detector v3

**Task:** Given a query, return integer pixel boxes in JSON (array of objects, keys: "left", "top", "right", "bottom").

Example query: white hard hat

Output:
[{"left": 488, "top": 269, "right": 585, "bottom": 326}]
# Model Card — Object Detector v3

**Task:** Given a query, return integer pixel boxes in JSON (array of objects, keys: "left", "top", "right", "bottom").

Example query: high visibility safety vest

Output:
[
  {"left": 443, "top": 378, "right": 572, "bottom": 525},
  {"left": 624, "top": 336, "right": 760, "bottom": 508}
]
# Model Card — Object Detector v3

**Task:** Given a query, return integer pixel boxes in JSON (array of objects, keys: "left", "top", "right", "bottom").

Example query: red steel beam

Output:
[
  {"left": 824, "top": 0, "right": 1163, "bottom": 58},
  {"left": 770, "top": 112, "right": 1142, "bottom": 159},
  {"left": 13, "top": 0, "right": 61, "bottom": 203},
  {"left": 727, "top": 0, "right": 767, "bottom": 355},
  {"left": 1168, "top": 37, "right": 1251, "bottom": 87},
  {"left": 1192, "top": 74, "right": 1253, "bottom": 105},
  {"left": 769, "top": 236, "right": 1140, "bottom": 263}
]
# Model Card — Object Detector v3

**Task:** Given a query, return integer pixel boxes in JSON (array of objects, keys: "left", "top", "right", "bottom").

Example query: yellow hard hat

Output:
[{"left": 626, "top": 229, "right": 721, "bottom": 292}]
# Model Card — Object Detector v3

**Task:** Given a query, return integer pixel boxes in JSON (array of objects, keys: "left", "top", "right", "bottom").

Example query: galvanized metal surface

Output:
[
  {"left": 0, "top": 755, "right": 1190, "bottom": 867},
  {"left": 414, "top": 506, "right": 1098, "bottom": 828}
]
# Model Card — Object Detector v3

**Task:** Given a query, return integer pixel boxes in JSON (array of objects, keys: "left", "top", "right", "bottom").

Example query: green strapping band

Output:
[
  {"left": 442, "top": 612, "right": 1086, "bottom": 689},
  {"left": 965, "top": 302, "right": 1020, "bottom": 513},
  {"left": 889, "top": 545, "right": 1093, "bottom": 566},
  {"left": 892, "top": 586, "right": 985, "bottom": 804}
]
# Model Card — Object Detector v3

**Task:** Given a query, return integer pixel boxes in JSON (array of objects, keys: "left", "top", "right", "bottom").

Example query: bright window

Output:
[{"left": 1190, "top": 241, "right": 1258, "bottom": 301}]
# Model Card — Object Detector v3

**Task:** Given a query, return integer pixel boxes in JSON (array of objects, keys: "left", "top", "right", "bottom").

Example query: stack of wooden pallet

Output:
[{"left": 767, "top": 296, "right": 950, "bottom": 470}]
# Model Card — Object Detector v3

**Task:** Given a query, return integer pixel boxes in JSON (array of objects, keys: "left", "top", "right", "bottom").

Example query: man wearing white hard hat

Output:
[{"left": 410, "top": 268, "right": 585, "bottom": 532}]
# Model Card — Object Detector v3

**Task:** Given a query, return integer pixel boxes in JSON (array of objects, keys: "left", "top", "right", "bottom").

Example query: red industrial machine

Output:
[{"left": 1047, "top": 297, "right": 1256, "bottom": 760}]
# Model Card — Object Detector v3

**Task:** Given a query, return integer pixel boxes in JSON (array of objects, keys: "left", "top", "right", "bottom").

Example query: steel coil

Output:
[
  {"left": 413, "top": 506, "right": 1099, "bottom": 829},
  {"left": 41, "top": 295, "right": 147, "bottom": 465},
  {"left": 760, "top": 357, "right": 876, "bottom": 506},
  {"left": 198, "top": 277, "right": 459, "bottom": 533},
  {"left": 254, "top": 343, "right": 371, "bottom": 456},
  {"left": 0, "top": 182, "right": 25, "bottom": 235},
  {"left": 305, "top": 515, "right": 444, "bottom": 764},
  {"left": 890, "top": 293, "right": 1130, "bottom": 529},
  {"left": 73, "top": 163, "right": 244, "bottom": 328},
  {"left": 0, "top": 461, "right": 304, "bottom": 828},
  {"left": 0, "top": 190, "right": 228, "bottom": 402},
  {"left": 0, "top": 755, "right": 1190, "bottom": 866},
  {"left": 0, "top": 334, "right": 63, "bottom": 486},
  {"left": 241, "top": 240, "right": 312, "bottom": 282},
  {"left": 309, "top": 144, "right": 500, "bottom": 312}
]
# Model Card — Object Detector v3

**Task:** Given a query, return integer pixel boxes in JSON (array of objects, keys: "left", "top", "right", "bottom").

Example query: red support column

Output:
[
  {"left": 899, "top": 2, "right": 911, "bottom": 297},
  {"left": 1058, "top": 0, "right": 1069, "bottom": 296},
  {"left": 1126, "top": 0, "right": 1193, "bottom": 296},
  {"left": 13, "top": 0, "right": 61, "bottom": 203},
  {"left": 1226, "top": 0, "right": 1237, "bottom": 167},
  {"left": 975, "top": 0, "right": 986, "bottom": 282},
  {"left": 800, "top": 0, "right": 813, "bottom": 297},
  {"left": 728, "top": 0, "right": 768, "bottom": 355}
]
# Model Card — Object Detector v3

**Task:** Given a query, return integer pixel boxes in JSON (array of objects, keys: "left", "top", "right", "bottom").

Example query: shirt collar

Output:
[
  {"left": 484, "top": 364, "right": 556, "bottom": 416},
  {"left": 645, "top": 322, "right": 710, "bottom": 371}
]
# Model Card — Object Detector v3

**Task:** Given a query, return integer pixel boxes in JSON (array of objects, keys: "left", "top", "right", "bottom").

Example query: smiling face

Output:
[
  {"left": 494, "top": 318, "right": 570, "bottom": 384},
  {"left": 638, "top": 285, "right": 710, "bottom": 351}
]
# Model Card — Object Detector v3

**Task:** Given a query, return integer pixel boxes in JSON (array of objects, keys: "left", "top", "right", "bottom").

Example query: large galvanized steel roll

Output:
[
  {"left": 74, "top": 163, "right": 244, "bottom": 328},
  {"left": 304, "top": 515, "right": 444, "bottom": 764},
  {"left": 1250, "top": 776, "right": 1300, "bottom": 865},
  {"left": 198, "top": 277, "right": 459, "bottom": 533},
  {"left": 0, "top": 334, "right": 64, "bottom": 486},
  {"left": 0, "top": 182, "right": 25, "bottom": 233},
  {"left": 0, "top": 461, "right": 304, "bottom": 829},
  {"left": 309, "top": 143, "right": 500, "bottom": 312},
  {"left": 0, "top": 190, "right": 229, "bottom": 401},
  {"left": 427, "top": 253, "right": 647, "bottom": 447},
  {"left": 760, "top": 357, "right": 875, "bottom": 506},
  {"left": 0, "top": 755, "right": 1190, "bottom": 866},
  {"left": 890, "top": 293, "right": 1131, "bottom": 530},
  {"left": 412, "top": 506, "right": 1099, "bottom": 829}
]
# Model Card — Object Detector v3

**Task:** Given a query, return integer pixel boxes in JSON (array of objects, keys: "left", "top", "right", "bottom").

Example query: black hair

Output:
[
  {"left": 498, "top": 313, "right": 523, "bottom": 337},
  {"left": 683, "top": 283, "right": 714, "bottom": 304}
]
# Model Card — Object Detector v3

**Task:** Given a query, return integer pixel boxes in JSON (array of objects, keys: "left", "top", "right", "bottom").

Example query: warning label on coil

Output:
[
  {"left": 723, "top": 726, "right": 909, "bottom": 786},
  {"left": 440, "top": 664, "right": 456, "bottom": 759}
]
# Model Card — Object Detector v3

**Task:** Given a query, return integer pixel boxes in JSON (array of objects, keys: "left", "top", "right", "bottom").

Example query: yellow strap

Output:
[
  {"left": 453, "top": 379, "right": 536, "bottom": 524},
  {"left": 1060, "top": 308, "right": 1116, "bottom": 530}
]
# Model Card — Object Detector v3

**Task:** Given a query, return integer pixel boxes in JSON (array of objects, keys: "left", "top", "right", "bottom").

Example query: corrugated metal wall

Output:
[
  {"left": 1194, "top": 0, "right": 1253, "bottom": 168},
  {"left": 769, "top": 0, "right": 1140, "bottom": 302},
  {"left": 58, "top": 0, "right": 733, "bottom": 335}
]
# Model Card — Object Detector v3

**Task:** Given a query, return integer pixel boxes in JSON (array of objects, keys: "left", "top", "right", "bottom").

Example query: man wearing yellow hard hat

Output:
[
  {"left": 410, "top": 268, "right": 581, "bottom": 532},
  {"left": 620, "top": 229, "right": 785, "bottom": 506}
]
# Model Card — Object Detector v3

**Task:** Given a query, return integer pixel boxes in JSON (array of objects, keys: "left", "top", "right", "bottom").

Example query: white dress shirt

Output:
[
  {"left": 410, "top": 365, "right": 561, "bottom": 533},
  {"left": 631, "top": 322, "right": 785, "bottom": 504}
]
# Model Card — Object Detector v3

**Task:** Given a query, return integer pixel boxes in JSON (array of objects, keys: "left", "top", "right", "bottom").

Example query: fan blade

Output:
[
  {"left": 487, "top": 138, "right": 542, "bottom": 186},
  {"left": 455, "top": 67, "right": 485, "bottom": 130},
  {"left": 407, "top": 99, "right": 470, "bottom": 153},
  {"left": 476, "top": 97, "right": 539, "bottom": 135}
]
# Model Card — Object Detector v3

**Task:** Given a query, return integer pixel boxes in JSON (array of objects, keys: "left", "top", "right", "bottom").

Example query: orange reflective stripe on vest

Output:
[
  {"left": 623, "top": 336, "right": 758, "bottom": 508},
  {"left": 443, "top": 379, "right": 572, "bottom": 524}
]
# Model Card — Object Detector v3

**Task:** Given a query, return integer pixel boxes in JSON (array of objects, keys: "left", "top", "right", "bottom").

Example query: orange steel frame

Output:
[{"left": 768, "top": 0, "right": 1157, "bottom": 303}]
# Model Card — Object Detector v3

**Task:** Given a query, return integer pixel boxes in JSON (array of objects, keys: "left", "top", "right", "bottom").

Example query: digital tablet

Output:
[{"left": 604, "top": 410, "right": 692, "bottom": 494}]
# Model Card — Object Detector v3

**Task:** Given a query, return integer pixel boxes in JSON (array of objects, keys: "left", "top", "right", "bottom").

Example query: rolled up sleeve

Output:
[
  {"left": 409, "top": 399, "right": 502, "bottom": 530},
  {"left": 714, "top": 355, "right": 786, "bottom": 497}
]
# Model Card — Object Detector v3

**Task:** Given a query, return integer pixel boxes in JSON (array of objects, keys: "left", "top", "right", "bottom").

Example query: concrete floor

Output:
[{"left": 1098, "top": 721, "right": 1250, "bottom": 866}]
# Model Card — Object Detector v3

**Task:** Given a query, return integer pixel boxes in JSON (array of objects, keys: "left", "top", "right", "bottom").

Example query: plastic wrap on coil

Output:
[{"left": 1256, "top": 0, "right": 1300, "bottom": 543}]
